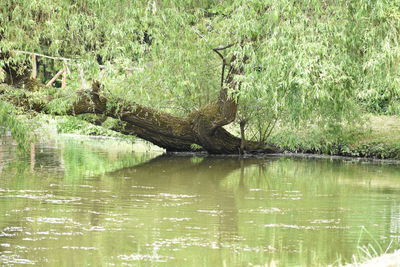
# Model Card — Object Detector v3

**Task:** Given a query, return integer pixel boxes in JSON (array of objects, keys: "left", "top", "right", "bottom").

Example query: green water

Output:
[{"left": 0, "top": 137, "right": 399, "bottom": 266}]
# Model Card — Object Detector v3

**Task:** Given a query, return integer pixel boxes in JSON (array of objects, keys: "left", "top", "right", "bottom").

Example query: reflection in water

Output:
[{"left": 0, "top": 137, "right": 399, "bottom": 266}]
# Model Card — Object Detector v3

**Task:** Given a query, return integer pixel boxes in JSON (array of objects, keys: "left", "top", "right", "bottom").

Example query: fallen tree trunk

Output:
[{"left": 69, "top": 82, "right": 278, "bottom": 154}]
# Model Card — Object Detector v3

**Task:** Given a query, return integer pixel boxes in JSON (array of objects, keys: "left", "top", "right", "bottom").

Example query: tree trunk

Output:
[{"left": 64, "top": 82, "right": 278, "bottom": 154}]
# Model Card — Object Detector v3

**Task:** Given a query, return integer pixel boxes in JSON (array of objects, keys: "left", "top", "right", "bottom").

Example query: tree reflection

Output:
[{"left": 107, "top": 155, "right": 271, "bottom": 244}]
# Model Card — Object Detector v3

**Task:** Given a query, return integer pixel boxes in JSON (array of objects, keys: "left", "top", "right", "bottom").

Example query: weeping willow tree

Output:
[{"left": 0, "top": 0, "right": 399, "bottom": 153}]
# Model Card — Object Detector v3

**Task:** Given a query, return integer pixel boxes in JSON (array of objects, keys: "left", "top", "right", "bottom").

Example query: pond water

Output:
[{"left": 0, "top": 137, "right": 399, "bottom": 266}]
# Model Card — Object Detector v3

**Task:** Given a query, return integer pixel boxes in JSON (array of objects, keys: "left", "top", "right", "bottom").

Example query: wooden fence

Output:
[
  {"left": 12, "top": 50, "right": 72, "bottom": 88},
  {"left": 8, "top": 50, "right": 142, "bottom": 89}
]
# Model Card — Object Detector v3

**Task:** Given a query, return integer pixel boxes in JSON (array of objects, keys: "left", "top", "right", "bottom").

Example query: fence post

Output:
[{"left": 31, "top": 54, "right": 37, "bottom": 79}]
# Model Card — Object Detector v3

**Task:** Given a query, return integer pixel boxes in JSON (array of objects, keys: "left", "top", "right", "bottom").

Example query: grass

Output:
[
  {"left": 269, "top": 114, "right": 400, "bottom": 160},
  {"left": 337, "top": 227, "right": 400, "bottom": 267},
  {"left": 359, "top": 115, "right": 400, "bottom": 146},
  {"left": 343, "top": 115, "right": 400, "bottom": 159}
]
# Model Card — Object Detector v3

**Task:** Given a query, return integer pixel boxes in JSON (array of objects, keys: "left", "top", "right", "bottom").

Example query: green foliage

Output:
[
  {"left": 0, "top": 100, "right": 30, "bottom": 149},
  {"left": 339, "top": 227, "right": 400, "bottom": 266},
  {"left": 268, "top": 122, "right": 364, "bottom": 155},
  {"left": 224, "top": 0, "right": 399, "bottom": 141},
  {"left": 1, "top": 0, "right": 399, "bottom": 146},
  {"left": 56, "top": 115, "right": 135, "bottom": 139},
  {"left": 44, "top": 88, "right": 79, "bottom": 114}
]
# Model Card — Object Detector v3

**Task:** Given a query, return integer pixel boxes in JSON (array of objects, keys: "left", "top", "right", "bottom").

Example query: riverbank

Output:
[
  {"left": 269, "top": 114, "right": 400, "bottom": 160},
  {"left": 2, "top": 87, "right": 398, "bottom": 160},
  {"left": 2, "top": 90, "right": 400, "bottom": 161},
  {"left": 54, "top": 113, "right": 400, "bottom": 161},
  {"left": 28, "top": 114, "right": 400, "bottom": 161}
]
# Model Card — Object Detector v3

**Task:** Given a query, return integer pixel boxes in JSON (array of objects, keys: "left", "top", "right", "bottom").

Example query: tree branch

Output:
[
  {"left": 212, "top": 44, "right": 236, "bottom": 91},
  {"left": 213, "top": 43, "right": 235, "bottom": 51}
]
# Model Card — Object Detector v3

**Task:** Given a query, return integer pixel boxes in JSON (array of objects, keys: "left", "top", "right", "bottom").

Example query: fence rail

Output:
[{"left": 9, "top": 50, "right": 142, "bottom": 88}]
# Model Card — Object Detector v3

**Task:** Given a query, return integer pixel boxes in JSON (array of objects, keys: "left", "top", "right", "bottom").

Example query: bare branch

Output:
[
  {"left": 212, "top": 43, "right": 235, "bottom": 61},
  {"left": 213, "top": 43, "right": 235, "bottom": 51},
  {"left": 212, "top": 49, "right": 225, "bottom": 62},
  {"left": 212, "top": 44, "right": 235, "bottom": 89}
]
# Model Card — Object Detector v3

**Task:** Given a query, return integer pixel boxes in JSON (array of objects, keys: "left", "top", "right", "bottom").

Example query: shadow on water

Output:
[
  {"left": 105, "top": 155, "right": 278, "bottom": 244},
  {"left": 107, "top": 154, "right": 268, "bottom": 186}
]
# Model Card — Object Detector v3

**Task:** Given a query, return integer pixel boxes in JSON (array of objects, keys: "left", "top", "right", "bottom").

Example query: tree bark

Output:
[{"left": 64, "top": 82, "right": 278, "bottom": 154}]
